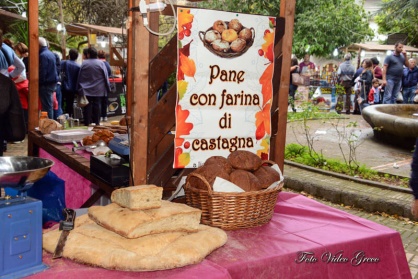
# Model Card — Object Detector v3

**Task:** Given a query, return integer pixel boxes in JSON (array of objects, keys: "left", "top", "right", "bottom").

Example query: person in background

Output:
[
  {"left": 351, "top": 59, "right": 366, "bottom": 115},
  {"left": 371, "top": 57, "right": 382, "bottom": 79},
  {"left": 1, "top": 38, "right": 24, "bottom": 79},
  {"left": 289, "top": 57, "right": 299, "bottom": 113},
  {"left": 410, "top": 138, "right": 418, "bottom": 218},
  {"left": 98, "top": 50, "right": 112, "bottom": 122},
  {"left": 61, "top": 48, "right": 81, "bottom": 116},
  {"left": 298, "top": 53, "right": 315, "bottom": 74},
  {"left": 82, "top": 47, "right": 88, "bottom": 60},
  {"left": 39, "top": 37, "right": 58, "bottom": 119},
  {"left": 77, "top": 47, "right": 110, "bottom": 126},
  {"left": 0, "top": 72, "right": 25, "bottom": 156},
  {"left": 52, "top": 50, "right": 63, "bottom": 120},
  {"left": 337, "top": 53, "right": 356, "bottom": 114},
  {"left": 357, "top": 59, "right": 374, "bottom": 112},
  {"left": 1, "top": 32, "right": 24, "bottom": 151},
  {"left": 402, "top": 58, "right": 418, "bottom": 104},
  {"left": 370, "top": 57, "right": 383, "bottom": 103},
  {"left": 382, "top": 42, "right": 409, "bottom": 104},
  {"left": 12, "top": 42, "right": 30, "bottom": 133},
  {"left": 368, "top": 78, "right": 381, "bottom": 105}
]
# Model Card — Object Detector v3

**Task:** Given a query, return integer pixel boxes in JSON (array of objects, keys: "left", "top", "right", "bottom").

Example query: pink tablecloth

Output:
[
  {"left": 39, "top": 148, "right": 94, "bottom": 209},
  {"left": 28, "top": 192, "right": 411, "bottom": 279}
]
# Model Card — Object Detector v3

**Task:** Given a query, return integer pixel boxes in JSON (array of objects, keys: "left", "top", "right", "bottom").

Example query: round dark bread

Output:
[
  {"left": 229, "top": 169, "right": 261, "bottom": 192},
  {"left": 204, "top": 156, "right": 233, "bottom": 174},
  {"left": 187, "top": 164, "right": 230, "bottom": 190},
  {"left": 253, "top": 166, "right": 281, "bottom": 189},
  {"left": 227, "top": 150, "right": 262, "bottom": 171}
]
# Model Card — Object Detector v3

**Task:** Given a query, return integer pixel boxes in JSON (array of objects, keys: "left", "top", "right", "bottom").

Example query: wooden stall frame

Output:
[{"left": 28, "top": 0, "right": 296, "bottom": 197}]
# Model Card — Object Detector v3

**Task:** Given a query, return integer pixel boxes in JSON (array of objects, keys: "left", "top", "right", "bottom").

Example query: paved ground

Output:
[{"left": 3, "top": 114, "right": 418, "bottom": 278}]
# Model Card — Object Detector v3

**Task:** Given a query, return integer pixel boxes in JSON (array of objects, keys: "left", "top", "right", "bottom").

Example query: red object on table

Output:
[
  {"left": 109, "top": 77, "right": 123, "bottom": 83},
  {"left": 29, "top": 192, "right": 410, "bottom": 279}
]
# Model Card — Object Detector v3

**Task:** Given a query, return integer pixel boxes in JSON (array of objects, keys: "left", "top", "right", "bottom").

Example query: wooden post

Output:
[
  {"left": 130, "top": 0, "right": 151, "bottom": 185},
  {"left": 272, "top": 0, "right": 296, "bottom": 173},
  {"left": 27, "top": 0, "right": 39, "bottom": 156},
  {"left": 126, "top": 0, "right": 135, "bottom": 116}
]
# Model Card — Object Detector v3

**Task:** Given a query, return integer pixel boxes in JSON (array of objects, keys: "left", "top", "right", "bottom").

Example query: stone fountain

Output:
[{"left": 362, "top": 104, "right": 418, "bottom": 148}]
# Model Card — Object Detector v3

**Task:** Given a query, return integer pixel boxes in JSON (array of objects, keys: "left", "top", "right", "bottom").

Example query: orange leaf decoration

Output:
[
  {"left": 261, "top": 31, "right": 275, "bottom": 62},
  {"left": 178, "top": 40, "right": 193, "bottom": 81},
  {"left": 265, "top": 44, "right": 274, "bottom": 63},
  {"left": 259, "top": 63, "right": 274, "bottom": 106},
  {"left": 255, "top": 121, "right": 266, "bottom": 140},
  {"left": 179, "top": 52, "right": 196, "bottom": 78},
  {"left": 255, "top": 102, "right": 271, "bottom": 139},
  {"left": 178, "top": 9, "right": 194, "bottom": 31},
  {"left": 175, "top": 104, "right": 194, "bottom": 147}
]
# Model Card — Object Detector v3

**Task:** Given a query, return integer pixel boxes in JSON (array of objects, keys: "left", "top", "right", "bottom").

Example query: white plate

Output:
[
  {"left": 45, "top": 129, "right": 94, "bottom": 143},
  {"left": 50, "top": 129, "right": 94, "bottom": 141}
]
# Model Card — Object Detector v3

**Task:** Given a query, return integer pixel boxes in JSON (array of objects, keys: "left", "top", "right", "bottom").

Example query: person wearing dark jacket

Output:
[
  {"left": 98, "top": 50, "right": 112, "bottom": 122},
  {"left": 402, "top": 58, "right": 418, "bottom": 104},
  {"left": 289, "top": 57, "right": 299, "bottom": 112},
  {"left": 61, "top": 49, "right": 81, "bottom": 116},
  {"left": 53, "top": 51, "right": 63, "bottom": 119},
  {"left": 39, "top": 37, "right": 58, "bottom": 119},
  {"left": 357, "top": 59, "right": 374, "bottom": 112},
  {"left": 0, "top": 72, "right": 25, "bottom": 156}
]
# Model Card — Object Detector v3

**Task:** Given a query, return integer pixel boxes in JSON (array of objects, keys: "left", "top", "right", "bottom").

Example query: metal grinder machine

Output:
[{"left": 0, "top": 156, "right": 54, "bottom": 278}]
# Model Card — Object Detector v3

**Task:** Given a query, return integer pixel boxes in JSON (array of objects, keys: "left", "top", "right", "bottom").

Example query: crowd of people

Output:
[
  {"left": 0, "top": 29, "right": 113, "bottom": 153},
  {"left": 289, "top": 42, "right": 418, "bottom": 115}
]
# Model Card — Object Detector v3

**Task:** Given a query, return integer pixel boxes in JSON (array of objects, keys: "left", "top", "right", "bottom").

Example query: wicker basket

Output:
[
  {"left": 184, "top": 161, "right": 284, "bottom": 230},
  {"left": 198, "top": 23, "right": 255, "bottom": 59}
]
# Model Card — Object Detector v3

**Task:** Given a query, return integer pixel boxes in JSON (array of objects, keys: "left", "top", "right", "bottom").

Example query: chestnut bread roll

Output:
[
  {"left": 253, "top": 166, "right": 281, "bottom": 189},
  {"left": 186, "top": 166, "right": 208, "bottom": 190},
  {"left": 229, "top": 169, "right": 261, "bottom": 192},
  {"left": 204, "top": 156, "right": 233, "bottom": 174},
  {"left": 227, "top": 150, "right": 262, "bottom": 171}
]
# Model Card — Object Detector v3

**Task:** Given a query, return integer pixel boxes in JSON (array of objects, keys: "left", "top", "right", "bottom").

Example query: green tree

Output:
[
  {"left": 375, "top": 0, "right": 418, "bottom": 47},
  {"left": 0, "top": 0, "right": 128, "bottom": 51},
  {"left": 199, "top": 0, "right": 373, "bottom": 58}
]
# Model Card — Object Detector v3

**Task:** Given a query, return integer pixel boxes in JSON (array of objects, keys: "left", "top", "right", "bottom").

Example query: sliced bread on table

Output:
[
  {"left": 88, "top": 200, "right": 202, "bottom": 239},
  {"left": 111, "top": 185, "right": 163, "bottom": 210}
]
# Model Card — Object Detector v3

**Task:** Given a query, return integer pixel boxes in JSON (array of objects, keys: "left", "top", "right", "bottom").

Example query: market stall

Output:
[
  {"left": 0, "top": 2, "right": 413, "bottom": 279},
  {"left": 294, "top": 65, "right": 340, "bottom": 110}
]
